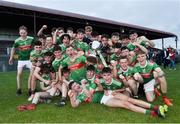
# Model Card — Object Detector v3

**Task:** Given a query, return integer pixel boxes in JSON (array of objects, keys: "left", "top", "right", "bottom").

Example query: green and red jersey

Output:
[
  {"left": 56, "top": 36, "right": 62, "bottom": 45},
  {"left": 134, "top": 61, "right": 159, "bottom": 84},
  {"left": 30, "top": 50, "right": 44, "bottom": 64},
  {"left": 52, "top": 58, "right": 64, "bottom": 72},
  {"left": 76, "top": 89, "right": 104, "bottom": 103},
  {"left": 61, "top": 55, "right": 87, "bottom": 83},
  {"left": 127, "top": 43, "right": 136, "bottom": 51},
  {"left": 59, "top": 43, "right": 67, "bottom": 53},
  {"left": 13, "top": 36, "right": 34, "bottom": 60},
  {"left": 117, "top": 66, "right": 134, "bottom": 80},
  {"left": 110, "top": 54, "right": 121, "bottom": 61},
  {"left": 100, "top": 78, "right": 123, "bottom": 91},
  {"left": 85, "top": 75, "right": 97, "bottom": 91},
  {"left": 73, "top": 40, "right": 90, "bottom": 52},
  {"left": 42, "top": 46, "right": 54, "bottom": 53}
]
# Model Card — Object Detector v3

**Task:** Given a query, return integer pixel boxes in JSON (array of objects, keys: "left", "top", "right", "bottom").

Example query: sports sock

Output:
[
  {"left": 145, "top": 110, "right": 156, "bottom": 116},
  {"left": 31, "top": 90, "right": 35, "bottom": 94},
  {"left": 150, "top": 105, "right": 159, "bottom": 111}
]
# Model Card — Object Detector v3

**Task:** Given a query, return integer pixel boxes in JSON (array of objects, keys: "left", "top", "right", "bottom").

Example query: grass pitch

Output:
[{"left": 0, "top": 65, "right": 180, "bottom": 123}]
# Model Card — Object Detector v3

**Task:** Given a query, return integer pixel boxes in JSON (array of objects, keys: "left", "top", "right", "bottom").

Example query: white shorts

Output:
[
  {"left": 17, "top": 60, "right": 32, "bottom": 69},
  {"left": 144, "top": 79, "right": 155, "bottom": 92},
  {"left": 46, "top": 88, "right": 60, "bottom": 96},
  {"left": 100, "top": 91, "right": 113, "bottom": 104}
]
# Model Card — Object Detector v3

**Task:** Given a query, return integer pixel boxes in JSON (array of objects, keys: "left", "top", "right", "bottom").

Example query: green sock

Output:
[
  {"left": 145, "top": 110, "right": 151, "bottom": 115},
  {"left": 149, "top": 104, "right": 154, "bottom": 110}
]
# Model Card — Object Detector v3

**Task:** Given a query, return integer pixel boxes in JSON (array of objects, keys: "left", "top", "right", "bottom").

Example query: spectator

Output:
[
  {"left": 83, "top": 26, "right": 93, "bottom": 44},
  {"left": 163, "top": 48, "right": 170, "bottom": 69},
  {"left": 169, "top": 48, "right": 176, "bottom": 70}
]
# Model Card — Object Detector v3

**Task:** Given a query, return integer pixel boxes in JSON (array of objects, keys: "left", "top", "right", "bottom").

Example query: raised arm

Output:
[
  {"left": 37, "top": 25, "right": 47, "bottom": 36},
  {"left": 53, "top": 29, "right": 58, "bottom": 44},
  {"left": 133, "top": 42, "right": 148, "bottom": 54},
  {"left": 141, "top": 36, "right": 155, "bottom": 48}
]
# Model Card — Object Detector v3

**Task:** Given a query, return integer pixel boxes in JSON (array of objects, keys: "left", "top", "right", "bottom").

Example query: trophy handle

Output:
[{"left": 97, "top": 50, "right": 108, "bottom": 67}]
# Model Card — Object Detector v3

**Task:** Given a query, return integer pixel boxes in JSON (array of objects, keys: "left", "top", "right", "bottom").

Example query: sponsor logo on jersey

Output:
[
  {"left": 19, "top": 45, "right": 32, "bottom": 51},
  {"left": 69, "top": 63, "right": 85, "bottom": 71}
]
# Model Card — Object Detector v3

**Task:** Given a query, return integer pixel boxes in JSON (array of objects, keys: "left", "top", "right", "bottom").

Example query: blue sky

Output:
[{"left": 3, "top": 0, "right": 180, "bottom": 49}]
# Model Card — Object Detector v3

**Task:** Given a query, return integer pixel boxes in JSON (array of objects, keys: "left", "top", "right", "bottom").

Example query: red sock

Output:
[
  {"left": 151, "top": 111, "right": 157, "bottom": 117},
  {"left": 162, "top": 94, "right": 167, "bottom": 99},
  {"left": 153, "top": 106, "right": 159, "bottom": 111}
]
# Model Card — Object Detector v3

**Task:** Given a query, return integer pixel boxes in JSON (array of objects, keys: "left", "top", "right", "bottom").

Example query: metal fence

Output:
[{"left": 0, "top": 55, "right": 17, "bottom": 72}]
